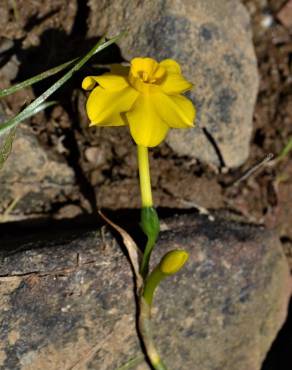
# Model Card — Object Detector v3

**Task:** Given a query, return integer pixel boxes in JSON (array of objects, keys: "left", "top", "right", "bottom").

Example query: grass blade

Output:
[
  {"left": 277, "top": 137, "right": 292, "bottom": 162},
  {"left": 0, "top": 32, "right": 124, "bottom": 137},
  {"left": 20, "top": 100, "right": 57, "bottom": 121},
  {"left": 0, "top": 58, "right": 78, "bottom": 98}
]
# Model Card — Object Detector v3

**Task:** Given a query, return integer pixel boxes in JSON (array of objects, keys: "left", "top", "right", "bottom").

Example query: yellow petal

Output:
[
  {"left": 159, "top": 59, "right": 193, "bottom": 93},
  {"left": 82, "top": 76, "right": 96, "bottom": 90},
  {"left": 152, "top": 93, "right": 195, "bottom": 128},
  {"left": 126, "top": 95, "right": 169, "bottom": 147},
  {"left": 130, "top": 57, "right": 159, "bottom": 78},
  {"left": 160, "top": 73, "right": 193, "bottom": 94},
  {"left": 159, "top": 59, "right": 181, "bottom": 74},
  {"left": 93, "top": 73, "right": 130, "bottom": 91},
  {"left": 86, "top": 86, "right": 139, "bottom": 126}
]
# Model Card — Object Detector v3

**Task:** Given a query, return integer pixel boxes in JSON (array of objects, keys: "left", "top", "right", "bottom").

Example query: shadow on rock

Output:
[
  {"left": 262, "top": 297, "right": 292, "bottom": 370},
  {"left": 0, "top": 0, "right": 124, "bottom": 214}
]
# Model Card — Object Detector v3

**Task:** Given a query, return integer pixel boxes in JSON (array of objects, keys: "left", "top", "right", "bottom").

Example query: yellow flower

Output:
[{"left": 82, "top": 57, "right": 195, "bottom": 147}]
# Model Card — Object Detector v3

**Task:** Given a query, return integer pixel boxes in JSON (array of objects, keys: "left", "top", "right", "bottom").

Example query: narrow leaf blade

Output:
[
  {"left": 0, "top": 32, "right": 125, "bottom": 138},
  {"left": 0, "top": 58, "right": 78, "bottom": 98},
  {"left": 98, "top": 210, "right": 143, "bottom": 292}
]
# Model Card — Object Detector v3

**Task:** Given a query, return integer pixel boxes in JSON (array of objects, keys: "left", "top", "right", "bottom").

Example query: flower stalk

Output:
[
  {"left": 83, "top": 55, "right": 195, "bottom": 370},
  {"left": 137, "top": 145, "right": 160, "bottom": 277},
  {"left": 139, "top": 250, "right": 189, "bottom": 370},
  {"left": 139, "top": 298, "right": 167, "bottom": 370},
  {"left": 137, "top": 145, "right": 153, "bottom": 208}
]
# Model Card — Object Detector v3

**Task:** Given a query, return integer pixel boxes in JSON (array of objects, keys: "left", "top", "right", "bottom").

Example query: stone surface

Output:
[
  {"left": 0, "top": 212, "right": 290, "bottom": 370},
  {"left": 0, "top": 1, "right": 77, "bottom": 41},
  {"left": 88, "top": 0, "right": 259, "bottom": 168},
  {"left": 276, "top": 0, "right": 292, "bottom": 28},
  {"left": 0, "top": 124, "right": 78, "bottom": 221}
]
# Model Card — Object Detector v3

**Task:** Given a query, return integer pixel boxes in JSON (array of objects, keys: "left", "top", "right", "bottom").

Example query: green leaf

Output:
[
  {"left": 0, "top": 32, "right": 125, "bottom": 138},
  {"left": 19, "top": 100, "right": 57, "bottom": 121},
  {"left": 0, "top": 58, "right": 78, "bottom": 98}
]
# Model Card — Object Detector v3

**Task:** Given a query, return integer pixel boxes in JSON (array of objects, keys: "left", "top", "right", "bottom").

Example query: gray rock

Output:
[
  {"left": 88, "top": 0, "right": 259, "bottom": 168},
  {"left": 0, "top": 212, "right": 290, "bottom": 370},
  {"left": 0, "top": 124, "right": 77, "bottom": 221},
  {"left": 0, "top": 38, "right": 19, "bottom": 81}
]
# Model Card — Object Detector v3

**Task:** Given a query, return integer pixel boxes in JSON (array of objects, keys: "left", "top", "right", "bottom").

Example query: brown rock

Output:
[
  {"left": 0, "top": 0, "right": 77, "bottom": 42},
  {"left": 0, "top": 212, "right": 290, "bottom": 370},
  {"left": 84, "top": 147, "right": 104, "bottom": 166},
  {"left": 277, "top": 0, "right": 292, "bottom": 28}
]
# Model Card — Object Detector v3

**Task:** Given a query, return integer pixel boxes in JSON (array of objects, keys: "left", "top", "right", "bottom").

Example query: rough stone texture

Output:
[
  {"left": 87, "top": 0, "right": 259, "bottom": 168},
  {"left": 0, "top": 124, "right": 78, "bottom": 221},
  {"left": 0, "top": 0, "right": 77, "bottom": 42},
  {"left": 0, "top": 212, "right": 290, "bottom": 370}
]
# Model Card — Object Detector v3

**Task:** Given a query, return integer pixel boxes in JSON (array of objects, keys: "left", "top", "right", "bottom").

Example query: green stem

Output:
[
  {"left": 140, "top": 238, "right": 155, "bottom": 279},
  {"left": 139, "top": 298, "right": 168, "bottom": 370},
  {"left": 137, "top": 145, "right": 160, "bottom": 278},
  {"left": 140, "top": 207, "right": 160, "bottom": 278},
  {"left": 143, "top": 250, "right": 189, "bottom": 306},
  {"left": 143, "top": 265, "right": 162, "bottom": 307}
]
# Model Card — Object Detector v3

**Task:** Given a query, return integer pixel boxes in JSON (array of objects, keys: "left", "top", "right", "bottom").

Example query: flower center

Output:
[
  {"left": 129, "top": 57, "right": 166, "bottom": 93},
  {"left": 138, "top": 71, "right": 157, "bottom": 84}
]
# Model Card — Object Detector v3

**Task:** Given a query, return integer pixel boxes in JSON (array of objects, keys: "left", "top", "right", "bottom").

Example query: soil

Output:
[{"left": 0, "top": 0, "right": 291, "bottom": 369}]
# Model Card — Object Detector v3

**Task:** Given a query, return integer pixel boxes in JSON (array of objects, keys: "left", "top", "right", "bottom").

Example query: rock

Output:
[
  {"left": 84, "top": 147, "right": 104, "bottom": 166},
  {"left": 0, "top": 212, "right": 290, "bottom": 370},
  {"left": 87, "top": 0, "right": 259, "bottom": 168},
  {"left": 53, "top": 204, "right": 83, "bottom": 219},
  {"left": 0, "top": 1, "right": 77, "bottom": 42},
  {"left": 276, "top": 0, "right": 292, "bottom": 28},
  {"left": 0, "top": 38, "right": 19, "bottom": 82},
  {"left": 0, "top": 124, "right": 78, "bottom": 221},
  {"left": 265, "top": 182, "right": 292, "bottom": 242}
]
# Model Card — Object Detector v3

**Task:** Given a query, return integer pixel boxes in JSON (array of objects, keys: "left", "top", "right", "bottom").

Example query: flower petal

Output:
[
  {"left": 89, "top": 73, "right": 129, "bottom": 91},
  {"left": 159, "top": 59, "right": 181, "bottom": 74},
  {"left": 126, "top": 95, "right": 169, "bottom": 147},
  {"left": 152, "top": 93, "right": 195, "bottom": 128},
  {"left": 160, "top": 74, "right": 193, "bottom": 94},
  {"left": 130, "top": 58, "right": 159, "bottom": 78},
  {"left": 82, "top": 76, "right": 97, "bottom": 91},
  {"left": 87, "top": 86, "right": 139, "bottom": 126},
  {"left": 159, "top": 59, "right": 193, "bottom": 94}
]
